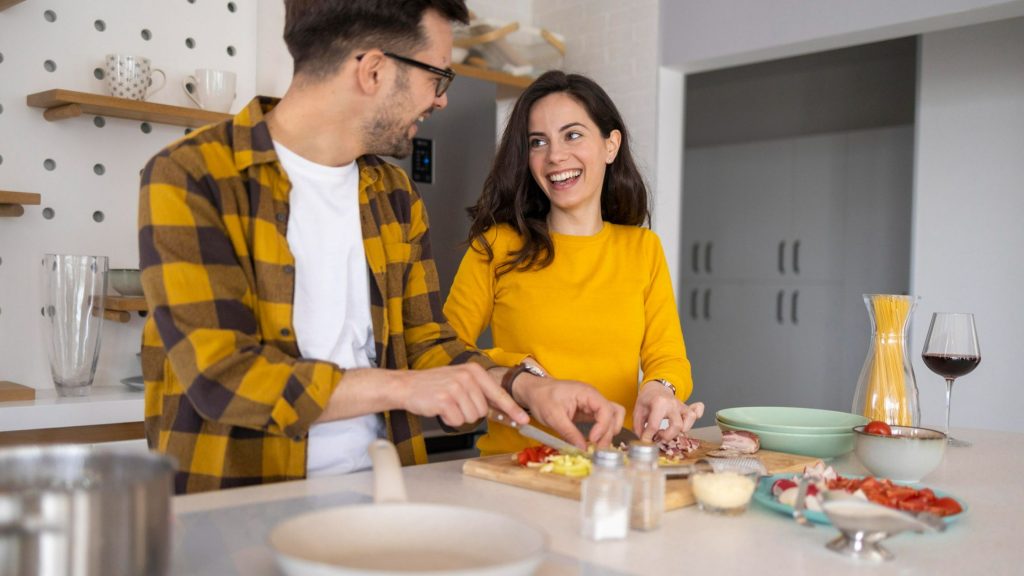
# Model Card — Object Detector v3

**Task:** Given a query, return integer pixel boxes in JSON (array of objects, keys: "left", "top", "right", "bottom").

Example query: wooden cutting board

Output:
[{"left": 462, "top": 440, "right": 821, "bottom": 511}]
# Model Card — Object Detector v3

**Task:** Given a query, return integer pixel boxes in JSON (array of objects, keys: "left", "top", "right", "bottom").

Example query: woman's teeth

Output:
[{"left": 549, "top": 169, "right": 581, "bottom": 183}]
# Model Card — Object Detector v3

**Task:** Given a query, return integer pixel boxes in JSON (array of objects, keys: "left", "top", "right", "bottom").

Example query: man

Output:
[{"left": 139, "top": 0, "right": 624, "bottom": 494}]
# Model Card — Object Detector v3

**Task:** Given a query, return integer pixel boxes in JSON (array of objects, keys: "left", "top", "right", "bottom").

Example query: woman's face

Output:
[{"left": 527, "top": 92, "right": 621, "bottom": 219}]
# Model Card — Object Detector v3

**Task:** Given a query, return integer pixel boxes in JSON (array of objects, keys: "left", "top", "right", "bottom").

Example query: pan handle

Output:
[{"left": 369, "top": 440, "right": 409, "bottom": 504}]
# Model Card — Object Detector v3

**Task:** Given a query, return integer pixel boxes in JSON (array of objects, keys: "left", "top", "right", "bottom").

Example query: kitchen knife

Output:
[
  {"left": 488, "top": 410, "right": 585, "bottom": 457},
  {"left": 576, "top": 420, "right": 641, "bottom": 446}
]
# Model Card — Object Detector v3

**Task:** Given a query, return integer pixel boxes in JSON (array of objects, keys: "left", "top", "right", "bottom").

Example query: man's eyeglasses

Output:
[{"left": 357, "top": 51, "right": 456, "bottom": 98}]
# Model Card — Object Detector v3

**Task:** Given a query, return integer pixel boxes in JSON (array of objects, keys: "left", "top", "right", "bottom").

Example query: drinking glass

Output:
[
  {"left": 42, "top": 254, "right": 108, "bottom": 397},
  {"left": 921, "top": 312, "right": 980, "bottom": 447}
]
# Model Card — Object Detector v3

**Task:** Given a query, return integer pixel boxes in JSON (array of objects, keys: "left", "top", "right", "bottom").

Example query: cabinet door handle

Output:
[
  {"left": 703, "top": 288, "right": 711, "bottom": 320},
  {"left": 776, "top": 290, "right": 784, "bottom": 324},
  {"left": 690, "top": 289, "right": 698, "bottom": 320},
  {"left": 793, "top": 240, "right": 801, "bottom": 275},
  {"left": 704, "top": 242, "right": 712, "bottom": 274},
  {"left": 778, "top": 241, "right": 786, "bottom": 274},
  {"left": 791, "top": 290, "right": 799, "bottom": 325},
  {"left": 691, "top": 243, "right": 700, "bottom": 274}
]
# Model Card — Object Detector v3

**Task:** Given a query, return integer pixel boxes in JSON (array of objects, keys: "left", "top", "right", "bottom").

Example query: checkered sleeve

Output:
[
  {"left": 139, "top": 150, "right": 340, "bottom": 440},
  {"left": 401, "top": 186, "right": 496, "bottom": 372}
]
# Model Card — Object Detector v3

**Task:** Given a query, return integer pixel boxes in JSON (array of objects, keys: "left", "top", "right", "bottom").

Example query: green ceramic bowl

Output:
[
  {"left": 717, "top": 419, "right": 855, "bottom": 459},
  {"left": 716, "top": 406, "right": 868, "bottom": 434}
]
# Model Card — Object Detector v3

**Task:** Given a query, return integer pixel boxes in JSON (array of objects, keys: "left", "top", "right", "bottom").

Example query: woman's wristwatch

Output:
[{"left": 501, "top": 362, "right": 546, "bottom": 400}]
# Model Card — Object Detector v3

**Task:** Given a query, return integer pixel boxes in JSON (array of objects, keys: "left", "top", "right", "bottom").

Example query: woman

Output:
[{"left": 443, "top": 71, "right": 704, "bottom": 456}]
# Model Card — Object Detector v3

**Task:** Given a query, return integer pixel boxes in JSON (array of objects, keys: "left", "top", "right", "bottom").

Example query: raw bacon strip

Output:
[{"left": 721, "top": 430, "right": 760, "bottom": 454}]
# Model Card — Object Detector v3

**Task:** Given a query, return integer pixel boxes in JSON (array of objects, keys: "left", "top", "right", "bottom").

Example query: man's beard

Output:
[{"left": 363, "top": 70, "right": 419, "bottom": 159}]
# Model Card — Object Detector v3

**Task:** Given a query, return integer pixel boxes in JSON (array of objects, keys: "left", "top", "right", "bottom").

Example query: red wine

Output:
[{"left": 922, "top": 353, "right": 981, "bottom": 379}]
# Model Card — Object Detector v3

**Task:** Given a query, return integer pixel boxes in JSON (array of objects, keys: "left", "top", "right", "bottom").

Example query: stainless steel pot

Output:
[{"left": 0, "top": 445, "right": 175, "bottom": 576}]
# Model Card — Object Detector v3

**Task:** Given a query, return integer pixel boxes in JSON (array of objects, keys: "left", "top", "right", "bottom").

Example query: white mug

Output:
[
  {"left": 183, "top": 69, "right": 237, "bottom": 113},
  {"left": 105, "top": 54, "right": 166, "bottom": 101}
]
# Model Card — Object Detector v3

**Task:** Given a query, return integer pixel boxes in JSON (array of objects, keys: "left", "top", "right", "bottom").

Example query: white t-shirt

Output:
[{"left": 275, "top": 141, "right": 383, "bottom": 478}]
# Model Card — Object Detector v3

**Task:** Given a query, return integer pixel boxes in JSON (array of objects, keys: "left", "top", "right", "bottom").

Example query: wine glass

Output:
[{"left": 921, "top": 313, "right": 980, "bottom": 447}]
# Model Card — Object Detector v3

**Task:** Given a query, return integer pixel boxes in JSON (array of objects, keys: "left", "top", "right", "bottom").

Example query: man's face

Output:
[{"left": 363, "top": 10, "right": 454, "bottom": 158}]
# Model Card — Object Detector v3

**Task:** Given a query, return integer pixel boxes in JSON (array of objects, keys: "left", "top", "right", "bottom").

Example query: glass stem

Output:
[{"left": 944, "top": 378, "right": 956, "bottom": 439}]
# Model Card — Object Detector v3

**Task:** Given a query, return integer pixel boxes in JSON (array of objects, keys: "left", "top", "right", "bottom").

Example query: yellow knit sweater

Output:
[{"left": 444, "top": 223, "right": 693, "bottom": 456}]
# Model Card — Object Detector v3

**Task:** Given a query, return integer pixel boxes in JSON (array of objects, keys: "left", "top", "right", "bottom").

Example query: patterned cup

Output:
[{"left": 105, "top": 54, "right": 166, "bottom": 101}]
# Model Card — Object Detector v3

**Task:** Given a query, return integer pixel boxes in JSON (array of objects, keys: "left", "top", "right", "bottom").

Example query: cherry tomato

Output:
[{"left": 864, "top": 420, "right": 893, "bottom": 436}]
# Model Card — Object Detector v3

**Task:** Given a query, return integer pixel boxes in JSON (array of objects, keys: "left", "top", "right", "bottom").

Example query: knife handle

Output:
[{"left": 488, "top": 408, "right": 520, "bottom": 428}]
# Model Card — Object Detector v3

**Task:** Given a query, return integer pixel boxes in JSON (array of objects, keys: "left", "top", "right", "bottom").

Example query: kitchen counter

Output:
[{"left": 172, "top": 426, "right": 1021, "bottom": 575}]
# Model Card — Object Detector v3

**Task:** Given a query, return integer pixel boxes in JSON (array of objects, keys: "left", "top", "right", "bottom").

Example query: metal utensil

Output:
[
  {"left": 819, "top": 490, "right": 945, "bottom": 561},
  {"left": 575, "top": 420, "right": 641, "bottom": 446},
  {"left": 489, "top": 410, "right": 585, "bottom": 456},
  {"left": 793, "top": 475, "right": 814, "bottom": 527}
]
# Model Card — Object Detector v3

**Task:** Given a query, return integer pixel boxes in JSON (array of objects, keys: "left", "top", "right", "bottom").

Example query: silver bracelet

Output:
[{"left": 653, "top": 378, "right": 676, "bottom": 396}]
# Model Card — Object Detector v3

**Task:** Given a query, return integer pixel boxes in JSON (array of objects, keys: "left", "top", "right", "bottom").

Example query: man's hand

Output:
[
  {"left": 633, "top": 380, "right": 705, "bottom": 442},
  {"left": 397, "top": 364, "right": 529, "bottom": 428},
  {"left": 512, "top": 374, "right": 625, "bottom": 450}
]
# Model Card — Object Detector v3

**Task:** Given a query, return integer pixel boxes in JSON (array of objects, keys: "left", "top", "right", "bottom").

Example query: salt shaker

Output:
[
  {"left": 628, "top": 441, "right": 664, "bottom": 531},
  {"left": 580, "top": 449, "right": 631, "bottom": 541}
]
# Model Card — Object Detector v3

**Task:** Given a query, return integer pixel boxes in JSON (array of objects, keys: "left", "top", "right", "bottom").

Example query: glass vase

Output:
[
  {"left": 42, "top": 254, "right": 108, "bottom": 397},
  {"left": 852, "top": 294, "right": 920, "bottom": 426}
]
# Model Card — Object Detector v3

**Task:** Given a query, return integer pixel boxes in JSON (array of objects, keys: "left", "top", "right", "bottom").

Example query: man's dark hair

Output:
[{"left": 284, "top": 0, "right": 469, "bottom": 79}]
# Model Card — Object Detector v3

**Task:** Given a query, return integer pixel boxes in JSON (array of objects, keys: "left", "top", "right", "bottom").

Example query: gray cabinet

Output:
[{"left": 680, "top": 126, "right": 912, "bottom": 414}]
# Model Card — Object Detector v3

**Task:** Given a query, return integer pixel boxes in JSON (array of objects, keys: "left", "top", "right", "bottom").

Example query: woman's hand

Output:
[{"left": 633, "top": 380, "right": 705, "bottom": 442}]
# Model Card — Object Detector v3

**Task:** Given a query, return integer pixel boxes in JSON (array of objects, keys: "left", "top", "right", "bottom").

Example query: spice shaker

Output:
[
  {"left": 627, "top": 441, "right": 664, "bottom": 531},
  {"left": 580, "top": 448, "right": 631, "bottom": 541}
]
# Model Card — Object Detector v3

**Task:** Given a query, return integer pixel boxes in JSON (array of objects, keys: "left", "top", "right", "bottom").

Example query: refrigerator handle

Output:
[
  {"left": 703, "top": 288, "right": 711, "bottom": 320},
  {"left": 704, "top": 242, "right": 712, "bottom": 274},
  {"left": 776, "top": 290, "right": 784, "bottom": 324},
  {"left": 691, "top": 242, "right": 700, "bottom": 274},
  {"left": 793, "top": 240, "right": 801, "bottom": 275},
  {"left": 778, "top": 240, "right": 786, "bottom": 274},
  {"left": 690, "top": 289, "right": 698, "bottom": 320}
]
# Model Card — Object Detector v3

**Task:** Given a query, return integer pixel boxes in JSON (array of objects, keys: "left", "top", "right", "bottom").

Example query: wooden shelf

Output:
[
  {"left": 0, "top": 190, "right": 41, "bottom": 218},
  {"left": 0, "top": 0, "right": 26, "bottom": 11},
  {"left": 452, "top": 63, "right": 534, "bottom": 90},
  {"left": 27, "top": 89, "right": 231, "bottom": 128},
  {"left": 104, "top": 296, "right": 147, "bottom": 323}
]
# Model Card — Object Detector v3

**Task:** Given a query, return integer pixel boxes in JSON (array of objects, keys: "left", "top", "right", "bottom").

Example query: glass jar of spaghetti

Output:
[{"left": 852, "top": 294, "right": 920, "bottom": 426}]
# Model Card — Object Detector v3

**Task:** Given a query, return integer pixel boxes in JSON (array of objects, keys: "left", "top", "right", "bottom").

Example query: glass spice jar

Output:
[
  {"left": 580, "top": 449, "right": 631, "bottom": 541},
  {"left": 627, "top": 441, "right": 664, "bottom": 531}
]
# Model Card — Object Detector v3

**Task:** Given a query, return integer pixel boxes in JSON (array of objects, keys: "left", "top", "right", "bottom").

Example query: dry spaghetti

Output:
[{"left": 862, "top": 295, "right": 914, "bottom": 425}]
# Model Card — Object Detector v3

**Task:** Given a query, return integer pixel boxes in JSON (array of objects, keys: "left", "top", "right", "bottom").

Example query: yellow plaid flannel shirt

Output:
[{"left": 139, "top": 97, "right": 494, "bottom": 494}]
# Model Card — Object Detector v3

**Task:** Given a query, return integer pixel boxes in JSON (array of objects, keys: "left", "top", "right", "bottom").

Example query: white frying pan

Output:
[{"left": 269, "top": 440, "right": 547, "bottom": 576}]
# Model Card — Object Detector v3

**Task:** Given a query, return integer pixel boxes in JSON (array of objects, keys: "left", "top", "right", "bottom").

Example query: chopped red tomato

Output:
[
  {"left": 826, "top": 474, "right": 962, "bottom": 517},
  {"left": 516, "top": 446, "right": 557, "bottom": 466}
]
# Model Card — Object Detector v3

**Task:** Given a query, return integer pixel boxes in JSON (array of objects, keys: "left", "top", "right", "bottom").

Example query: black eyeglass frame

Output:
[{"left": 356, "top": 51, "right": 456, "bottom": 97}]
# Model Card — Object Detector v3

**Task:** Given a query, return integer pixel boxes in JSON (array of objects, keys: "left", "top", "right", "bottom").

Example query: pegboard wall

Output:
[{"left": 0, "top": 0, "right": 258, "bottom": 390}]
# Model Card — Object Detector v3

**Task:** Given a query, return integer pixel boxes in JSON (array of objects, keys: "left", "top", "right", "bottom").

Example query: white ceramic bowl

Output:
[
  {"left": 853, "top": 425, "right": 946, "bottom": 482},
  {"left": 108, "top": 269, "right": 143, "bottom": 297}
]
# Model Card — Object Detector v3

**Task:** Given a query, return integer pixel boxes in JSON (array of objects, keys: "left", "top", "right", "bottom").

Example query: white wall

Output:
[
  {"left": 661, "top": 0, "right": 1024, "bottom": 72},
  {"left": 912, "top": 17, "right": 1024, "bottom": 433},
  {"left": 0, "top": 0, "right": 257, "bottom": 391}
]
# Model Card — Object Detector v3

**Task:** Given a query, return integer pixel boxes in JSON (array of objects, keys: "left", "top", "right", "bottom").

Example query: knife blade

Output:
[
  {"left": 576, "top": 420, "right": 641, "bottom": 447},
  {"left": 488, "top": 410, "right": 585, "bottom": 456}
]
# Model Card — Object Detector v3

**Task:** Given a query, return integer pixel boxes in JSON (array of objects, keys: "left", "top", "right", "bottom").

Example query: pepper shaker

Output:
[{"left": 628, "top": 441, "right": 664, "bottom": 530}]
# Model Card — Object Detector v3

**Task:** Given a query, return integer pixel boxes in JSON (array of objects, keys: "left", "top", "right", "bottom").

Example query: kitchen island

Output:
[{"left": 172, "top": 426, "right": 1021, "bottom": 575}]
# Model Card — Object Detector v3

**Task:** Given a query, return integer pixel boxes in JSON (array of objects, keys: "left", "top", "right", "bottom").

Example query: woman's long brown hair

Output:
[{"left": 466, "top": 71, "right": 651, "bottom": 276}]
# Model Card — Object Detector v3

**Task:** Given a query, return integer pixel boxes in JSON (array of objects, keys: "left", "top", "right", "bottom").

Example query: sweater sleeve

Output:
[
  {"left": 639, "top": 232, "right": 694, "bottom": 402},
  {"left": 444, "top": 230, "right": 531, "bottom": 368}
]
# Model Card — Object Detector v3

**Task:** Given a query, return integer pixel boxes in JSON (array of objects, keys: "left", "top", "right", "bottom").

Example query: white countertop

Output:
[
  {"left": 172, "top": 426, "right": 1022, "bottom": 575},
  {"left": 0, "top": 385, "right": 144, "bottom": 432}
]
